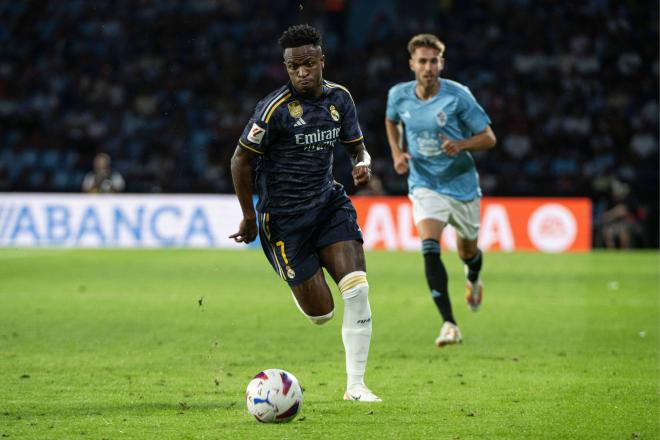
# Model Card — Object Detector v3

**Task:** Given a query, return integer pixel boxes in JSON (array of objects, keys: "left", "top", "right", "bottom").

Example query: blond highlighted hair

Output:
[{"left": 407, "top": 34, "right": 445, "bottom": 56}]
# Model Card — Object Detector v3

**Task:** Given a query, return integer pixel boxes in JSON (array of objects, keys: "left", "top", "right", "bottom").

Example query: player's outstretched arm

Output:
[
  {"left": 229, "top": 145, "right": 259, "bottom": 243},
  {"left": 345, "top": 142, "right": 372, "bottom": 186},
  {"left": 385, "top": 118, "right": 410, "bottom": 175}
]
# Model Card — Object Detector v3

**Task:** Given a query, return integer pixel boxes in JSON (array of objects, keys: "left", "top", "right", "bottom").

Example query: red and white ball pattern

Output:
[{"left": 245, "top": 369, "right": 303, "bottom": 423}]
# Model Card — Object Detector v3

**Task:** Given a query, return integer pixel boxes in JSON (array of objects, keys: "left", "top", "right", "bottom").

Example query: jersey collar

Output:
[
  {"left": 288, "top": 81, "right": 328, "bottom": 101},
  {"left": 413, "top": 78, "right": 443, "bottom": 101}
]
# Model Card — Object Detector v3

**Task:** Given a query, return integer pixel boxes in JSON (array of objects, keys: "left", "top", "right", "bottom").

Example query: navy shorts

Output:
[{"left": 258, "top": 191, "right": 363, "bottom": 286}]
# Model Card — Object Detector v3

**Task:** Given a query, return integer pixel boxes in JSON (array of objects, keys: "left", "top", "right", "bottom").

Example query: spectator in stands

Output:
[
  {"left": 82, "top": 153, "right": 125, "bottom": 193},
  {"left": 598, "top": 179, "right": 645, "bottom": 249}
]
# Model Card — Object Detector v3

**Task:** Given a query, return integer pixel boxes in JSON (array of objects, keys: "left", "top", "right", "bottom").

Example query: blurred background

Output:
[{"left": 0, "top": 0, "right": 657, "bottom": 247}]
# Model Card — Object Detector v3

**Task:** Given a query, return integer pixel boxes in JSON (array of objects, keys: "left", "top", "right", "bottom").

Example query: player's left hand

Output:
[
  {"left": 229, "top": 218, "right": 258, "bottom": 244},
  {"left": 441, "top": 135, "right": 463, "bottom": 157},
  {"left": 352, "top": 164, "right": 371, "bottom": 186}
]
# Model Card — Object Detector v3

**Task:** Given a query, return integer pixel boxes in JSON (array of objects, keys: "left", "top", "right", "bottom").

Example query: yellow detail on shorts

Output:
[
  {"left": 275, "top": 240, "right": 289, "bottom": 265},
  {"left": 260, "top": 213, "right": 285, "bottom": 280},
  {"left": 264, "top": 213, "right": 271, "bottom": 237}
]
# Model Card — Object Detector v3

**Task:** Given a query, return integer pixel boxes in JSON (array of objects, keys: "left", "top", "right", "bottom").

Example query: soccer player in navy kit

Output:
[
  {"left": 386, "top": 34, "right": 497, "bottom": 347},
  {"left": 230, "top": 24, "right": 380, "bottom": 402}
]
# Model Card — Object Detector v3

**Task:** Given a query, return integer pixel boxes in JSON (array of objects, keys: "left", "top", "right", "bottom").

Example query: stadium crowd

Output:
[{"left": 0, "top": 0, "right": 657, "bottom": 247}]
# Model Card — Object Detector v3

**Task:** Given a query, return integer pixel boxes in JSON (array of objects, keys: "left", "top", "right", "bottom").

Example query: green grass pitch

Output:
[{"left": 1, "top": 249, "right": 658, "bottom": 439}]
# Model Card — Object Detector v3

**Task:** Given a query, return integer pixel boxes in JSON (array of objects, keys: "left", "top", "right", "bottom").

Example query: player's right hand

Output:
[
  {"left": 229, "top": 218, "right": 258, "bottom": 243},
  {"left": 393, "top": 152, "right": 411, "bottom": 175}
]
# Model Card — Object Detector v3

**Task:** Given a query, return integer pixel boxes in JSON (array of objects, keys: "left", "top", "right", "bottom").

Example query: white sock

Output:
[{"left": 338, "top": 271, "right": 372, "bottom": 389}]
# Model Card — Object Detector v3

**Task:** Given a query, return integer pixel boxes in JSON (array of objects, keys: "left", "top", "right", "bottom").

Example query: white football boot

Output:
[
  {"left": 435, "top": 321, "right": 463, "bottom": 347},
  {"left": 464, "top": 265, "right": 483, "bottom": 311},
  {"left": 465, "top": 279, "right": 483, "bottom": 311},
  {"left": 343, "top": 384, "right": 382, "bottom": 402}
]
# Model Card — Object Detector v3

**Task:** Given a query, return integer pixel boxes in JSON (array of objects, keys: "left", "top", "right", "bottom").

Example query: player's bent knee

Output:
[{"left": 290, "top": 291, "right": 334, "bottom": 324}]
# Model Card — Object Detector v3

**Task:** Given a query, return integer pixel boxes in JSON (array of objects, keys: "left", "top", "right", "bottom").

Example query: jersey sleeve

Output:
[
  {"left": 457, "top": 86, "right": 491, "bottom": 134},
  {"left": 338, "top": 90, "right": 364, "bottom": 145},
  {"left": 385, "top": 85, "right": 401, "bottom": 122},
  {"left": 238, "top": 94, "right": 284, "bottom": 155},
  {"left": 238, "top": 112, "right": 268, "bottom": 155}
]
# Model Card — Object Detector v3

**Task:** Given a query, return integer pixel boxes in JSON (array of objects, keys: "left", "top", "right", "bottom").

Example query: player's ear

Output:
[
  {"left": 409, "top": 57, "right": 414, "bottom": 71},
  {"left": 439, "top": 57, "right": 445, "bottom": 71},
  {"left": 320, "top": 54, "right": 325, "bottom": 68}
]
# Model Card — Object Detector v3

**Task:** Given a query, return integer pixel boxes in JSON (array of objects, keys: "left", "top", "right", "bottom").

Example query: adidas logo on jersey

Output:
[{"left": 293, "top": 118, "right": 307, "bottom": 127}]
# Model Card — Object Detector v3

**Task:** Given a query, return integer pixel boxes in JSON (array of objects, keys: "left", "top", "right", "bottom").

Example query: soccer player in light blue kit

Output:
[{"left": 385, "top": 34, "right": 497, "bottom": 347}]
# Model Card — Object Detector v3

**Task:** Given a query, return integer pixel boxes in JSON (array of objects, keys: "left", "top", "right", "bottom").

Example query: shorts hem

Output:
[{"left": 316, "top": 235, "right": 364, "bottom": 252}]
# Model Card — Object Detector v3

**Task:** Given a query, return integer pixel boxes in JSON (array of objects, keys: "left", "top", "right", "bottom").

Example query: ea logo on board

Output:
[{"left": 527, "top": 204, "right": 577, "bottom": 253}]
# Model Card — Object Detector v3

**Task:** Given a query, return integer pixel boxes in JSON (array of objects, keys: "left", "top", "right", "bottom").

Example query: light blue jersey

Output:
[{"left": 386, "top": 78, "right": 491, "bottom": 201}]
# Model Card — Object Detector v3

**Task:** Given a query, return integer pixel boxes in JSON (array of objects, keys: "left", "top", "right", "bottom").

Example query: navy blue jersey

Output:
[{"left": 238, "top": 80, "right": 364, "bottom": 214}]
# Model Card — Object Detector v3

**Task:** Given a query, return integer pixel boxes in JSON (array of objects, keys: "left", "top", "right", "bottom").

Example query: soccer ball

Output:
[{"left": 245, "top": 369, "right": 303, "bottom": 423}]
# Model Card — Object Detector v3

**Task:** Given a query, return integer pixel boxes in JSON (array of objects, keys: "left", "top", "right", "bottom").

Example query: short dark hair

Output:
[
  {"left": 407, "top": 33, "right": 445, "bottom": 56},
  {"left": 278, "top": 24, "right": 322, "bottom": 50}
]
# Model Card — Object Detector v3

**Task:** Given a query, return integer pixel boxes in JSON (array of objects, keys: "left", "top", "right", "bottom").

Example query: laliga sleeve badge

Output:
[
  {"left": 288, "top": 100, "right": 303, "bottom": 119},
  {"left": 329, "top": 104, "right": 340, "bottom": 122},
  {"left": 286, "top": 266, "right": 296, "bottom": 279},
  {"left": 247, "top": 123, "right": 265, "bottom": 144}
]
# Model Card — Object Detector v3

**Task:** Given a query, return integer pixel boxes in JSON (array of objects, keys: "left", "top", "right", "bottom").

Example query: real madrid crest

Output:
[
  {"left": 288, "top": 100, "right": 303, "bottom": 119},
  {"left": 329, "top": 104, "right": 340, "bottom": 122},
  {"left": 436, "top": 111, "right": 447, "bottom": 127},
  {"left": 286, "top": 266, "right": 296, "bottom": 279}
]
